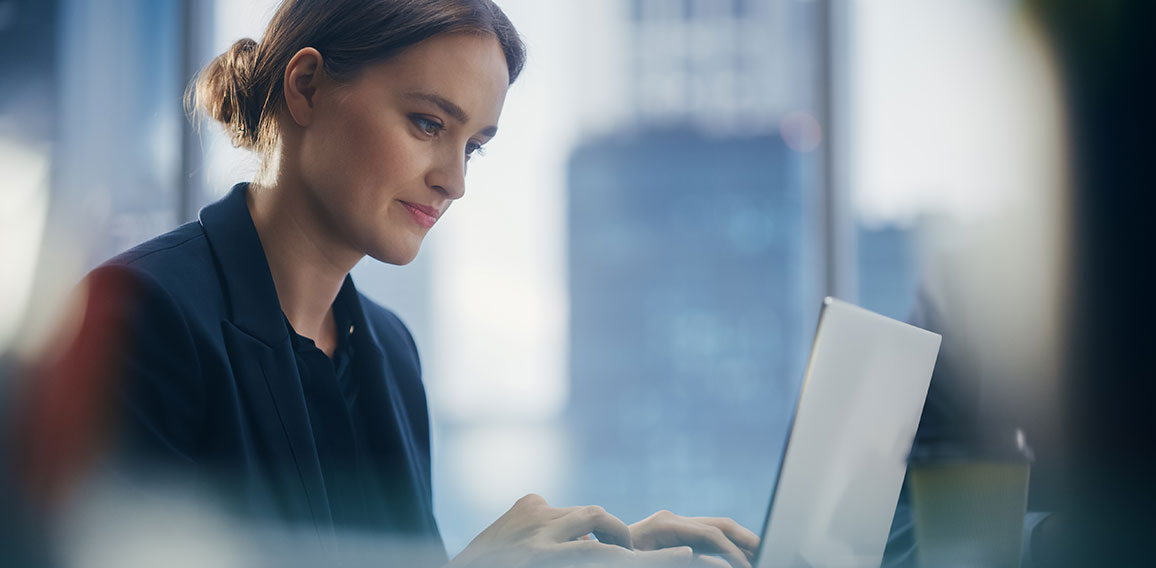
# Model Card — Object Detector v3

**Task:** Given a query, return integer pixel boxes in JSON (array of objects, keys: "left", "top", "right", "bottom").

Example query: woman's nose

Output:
[{"left": 428, "top": 150, "right": 466, "bottom": 200}]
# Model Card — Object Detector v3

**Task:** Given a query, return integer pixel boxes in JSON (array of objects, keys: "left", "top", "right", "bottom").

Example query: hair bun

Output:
[{"left": 190, "top": 38, "right": 262, "bottom": 150}]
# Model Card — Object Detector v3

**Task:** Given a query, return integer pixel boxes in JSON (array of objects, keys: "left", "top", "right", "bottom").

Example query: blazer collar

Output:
[
  {"left": 198, "top": 183, "right": 290, "bottom": 345},
  {"left": 199, "top": 183, "right": 390, "bottom": 357}
]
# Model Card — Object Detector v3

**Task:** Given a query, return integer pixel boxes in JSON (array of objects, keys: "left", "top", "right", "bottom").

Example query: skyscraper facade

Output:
[{"left": 564, "top": 0, "right": 918, "bottom": 528}]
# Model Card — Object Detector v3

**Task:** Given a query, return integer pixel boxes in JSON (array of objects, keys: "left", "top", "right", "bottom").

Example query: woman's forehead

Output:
[{"left": 357, "top": 33, "right": 510, "bottom": 126}]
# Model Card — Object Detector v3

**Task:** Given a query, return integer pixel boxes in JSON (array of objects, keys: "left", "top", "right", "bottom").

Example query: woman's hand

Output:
[
  {"left": 629, "top": 510, "right": 760, "bottom": 568},
  {"left": 449, "top": 494, "right": 696, "bottom": 568}
]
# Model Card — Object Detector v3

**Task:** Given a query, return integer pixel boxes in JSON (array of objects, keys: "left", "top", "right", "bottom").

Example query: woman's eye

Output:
[
  {"left": 412, "top": 116, "right": 443, "bottom": 136},
  {"left": 465, "top": 142, "right": 485, "bottom": 160}
]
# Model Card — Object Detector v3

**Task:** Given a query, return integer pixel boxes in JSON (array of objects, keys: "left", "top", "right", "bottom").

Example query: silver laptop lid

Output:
[{"left": 756, "top": 298, "right": 941, "bottom": 567}]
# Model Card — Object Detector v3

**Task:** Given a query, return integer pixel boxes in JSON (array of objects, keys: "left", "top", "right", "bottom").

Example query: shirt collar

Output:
[
  {"left": 198, "top": 182, "right": 368, "bottom": 350},
  {"left": 284, "top": 276, "right": 359, "bottom": 356}
]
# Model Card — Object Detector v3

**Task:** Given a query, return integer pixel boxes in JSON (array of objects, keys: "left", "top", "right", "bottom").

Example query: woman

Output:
[{"left": 68, "top": 0, "right": 758, "bottom": 565}]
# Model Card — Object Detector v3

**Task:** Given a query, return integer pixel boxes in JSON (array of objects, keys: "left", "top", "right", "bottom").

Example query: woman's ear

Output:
[{"left": 283, "top": 47, "right": 324, "bottom": 127}]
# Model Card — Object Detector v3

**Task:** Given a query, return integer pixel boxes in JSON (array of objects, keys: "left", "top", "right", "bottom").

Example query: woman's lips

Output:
[{"left": 400, "top": 201, "right": 440, "bottom": 229}]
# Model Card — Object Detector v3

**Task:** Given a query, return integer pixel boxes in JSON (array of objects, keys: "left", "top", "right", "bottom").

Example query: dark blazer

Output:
[{"left": 81, "top": 183, "right": 444, "bottom": 557}]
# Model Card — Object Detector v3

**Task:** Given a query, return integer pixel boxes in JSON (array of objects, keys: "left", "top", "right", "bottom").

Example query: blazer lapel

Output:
[
  {"left": 345, "top": 284, "right": 438, "bottom": 533},
  {"left": 198, "top": 183, "right": 333, "bottom": 532}
]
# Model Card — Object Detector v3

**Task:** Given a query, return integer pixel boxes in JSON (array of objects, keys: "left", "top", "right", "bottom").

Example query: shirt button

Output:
[{"left": 348, "top": 324, "right": 355, "bottom": 336}]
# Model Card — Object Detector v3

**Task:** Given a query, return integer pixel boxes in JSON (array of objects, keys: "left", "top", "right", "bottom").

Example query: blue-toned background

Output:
[{"left": 7, "top": 1, "right": 1063, "bottom": 563}]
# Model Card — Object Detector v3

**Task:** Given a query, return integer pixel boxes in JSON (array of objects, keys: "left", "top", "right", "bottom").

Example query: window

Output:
[{"left": 22, "top": 0, "right": 1054, "bottom": 556}]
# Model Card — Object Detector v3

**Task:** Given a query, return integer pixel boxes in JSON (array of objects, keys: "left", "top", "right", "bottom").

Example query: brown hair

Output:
[{"left": 189, "top": 0, "right": 525, "bottom": 152}]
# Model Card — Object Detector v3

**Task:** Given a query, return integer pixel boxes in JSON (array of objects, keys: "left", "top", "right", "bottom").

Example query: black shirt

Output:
[{"left": 285, "top": 284, "right": 381, "bottom": 529}]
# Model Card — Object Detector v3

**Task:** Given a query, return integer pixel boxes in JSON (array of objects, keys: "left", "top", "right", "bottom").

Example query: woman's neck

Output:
[{"left": 246, "top": 176, "right": 361, "bottom": 351}]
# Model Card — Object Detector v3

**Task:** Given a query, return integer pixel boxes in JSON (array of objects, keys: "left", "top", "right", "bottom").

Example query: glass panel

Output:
[
  {"left": 847, "top": 0, "right": 1066, "bottom": 324},
  {"left": 558, "top": 0, "right": 824, "bottom": 540},
  {"left": 0, "top": 0, "right": 58, "bottom": 350},
  {"left": 201, "top": 0, "right": 828, "bottom": 556},
  {"left": 54, "top": 0, "right": 183, "bottom": 266},
  {"left": 844, "top": 0, "right": 1069, "bottom": 534}
]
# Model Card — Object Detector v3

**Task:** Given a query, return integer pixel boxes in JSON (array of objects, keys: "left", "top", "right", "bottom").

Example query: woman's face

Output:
[{"left": 293, "top": 32, "right": 510, "bottom": 265}]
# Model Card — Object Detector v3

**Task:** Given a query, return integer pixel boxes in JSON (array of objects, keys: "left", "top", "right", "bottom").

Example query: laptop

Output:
[{"left": 754, "top": 297, "right": 941, "bottom": 567}]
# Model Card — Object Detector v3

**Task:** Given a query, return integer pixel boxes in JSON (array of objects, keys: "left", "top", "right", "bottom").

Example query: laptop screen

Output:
[{"left": 755, "top": 298, "right": 941, "bottom": 567}]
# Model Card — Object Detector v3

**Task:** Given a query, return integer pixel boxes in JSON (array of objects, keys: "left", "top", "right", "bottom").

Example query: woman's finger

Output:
[
  {"left": 690, "top": 517, "right": 760, "bottom": 560},
  {"left": 553, "top": 505, "right": 633, "bottom": 549},
  {"left": 633, "top": 546, "right": 694, "bottom": 566},
  {"left": 570, "top": 546, "right": 697, "bottom": 568},
  {"left": 552, "top": 539, "right": 638, "bottom": 565},
  {"left": 691, "top": 554, "right": 733, "bottom": 568},
  {"left": 511, "top": 493, "right": 572, "bottom": 521},
  {"left": 671, "top": 521, "right": 751, "bottom": 568}
]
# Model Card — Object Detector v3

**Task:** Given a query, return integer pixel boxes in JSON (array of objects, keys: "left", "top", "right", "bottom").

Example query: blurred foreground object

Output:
[
  {"left": 1026, "top": 0, "right": 1156, "bottom": 563},
  {"left": 908, "top": 430, "right": 1034, "bottom": 567}
]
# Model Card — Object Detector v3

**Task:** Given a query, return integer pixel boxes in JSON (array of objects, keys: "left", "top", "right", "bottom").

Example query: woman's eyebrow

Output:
[
  {"left": 403, "top": 91, "right": 498, "bottom": 136},
  {"left": 404, "top": 91, "right": 469, "bottom": 123}
]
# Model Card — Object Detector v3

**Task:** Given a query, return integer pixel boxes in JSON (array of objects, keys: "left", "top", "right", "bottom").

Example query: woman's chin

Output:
[{"left": 367, "top": 241, "right": 422, "bottom": 266}]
